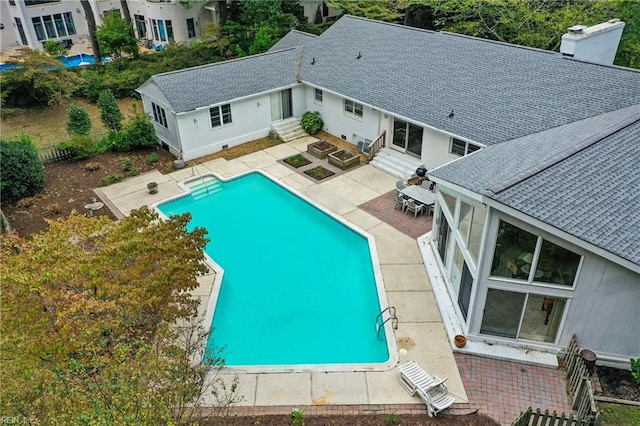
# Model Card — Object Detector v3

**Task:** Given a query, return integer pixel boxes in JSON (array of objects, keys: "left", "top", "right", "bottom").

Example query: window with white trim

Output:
[
  {"left": 344, "top": 99, "right": 363, "bottom": 118},
  {"left": 151, "top": 103, "right": 168, "bottom": 128},
  {"left": 210, "top": 104, "right": 232, "bottom": 128},
  {"left": 490, "top": 220, "right": 581, "bottom": 287},
  {"left": 31, "top": 12, "right": 76, "bottom": 41},
  {"left": 450, "top": 138, "right": 481, "bottom": 156},
  {"left": 151, "top": 19, "right": 174, "bottom": 42},
  {"left": 314, "top": 88, "right": 323, "bottom": 102}
]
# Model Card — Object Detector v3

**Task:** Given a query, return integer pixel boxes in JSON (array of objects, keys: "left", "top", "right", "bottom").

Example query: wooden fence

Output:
[
  {"left": 563, "top": 334, "right": 598, "bottom": 422},
  {"left": 38, "top": 144, "right": 74, "bottom": 163},
  {"left": 512, "top": 407, "right": 595, "bottom": 426}
]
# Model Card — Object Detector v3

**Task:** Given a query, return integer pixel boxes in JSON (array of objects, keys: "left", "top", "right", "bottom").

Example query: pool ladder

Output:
[
  {"left": 191, "top": 161, "right": 209, "bottom": 195},
  {"left": 375, "top": 306, "right": 398, "bottom": 340}
]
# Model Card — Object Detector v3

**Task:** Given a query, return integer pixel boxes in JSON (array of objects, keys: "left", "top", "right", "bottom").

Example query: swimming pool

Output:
[
  {"left": 156, "top": 172, "right": 395, "bottom": 370},
  {"left": 0, "top": 54, "right": 111, "bottom": 72}
]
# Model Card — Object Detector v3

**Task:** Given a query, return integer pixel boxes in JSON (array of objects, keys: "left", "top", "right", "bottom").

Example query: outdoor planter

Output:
[
  {"left": 147, "top": 182, "right": 158, "bottom": 194},
  {"left": 328, "top": 149, "right": 360, "bottom": 170},
  {"left": 454, "top": 334, "right": 467, "bottom": 348},
  {"left": 307, "top": 140, "right": 337, "bottom": 159}
]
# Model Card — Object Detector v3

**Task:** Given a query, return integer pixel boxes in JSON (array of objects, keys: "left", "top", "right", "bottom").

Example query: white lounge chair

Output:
[{"left": 397, "top": 361, "right": 455, "bottom": 417}]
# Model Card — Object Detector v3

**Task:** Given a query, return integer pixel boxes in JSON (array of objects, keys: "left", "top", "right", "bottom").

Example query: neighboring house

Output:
[
  {"left": 137, "top": 15, "right": 640, "bottom": 366},
  {"left": 0, "top": 0, "right": 221, "bottom": 52}
]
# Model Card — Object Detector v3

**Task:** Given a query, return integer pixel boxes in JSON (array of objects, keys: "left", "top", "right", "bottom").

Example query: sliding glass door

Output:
[{"left": 391, "top": 118, "right": 423, "bottom": 157}]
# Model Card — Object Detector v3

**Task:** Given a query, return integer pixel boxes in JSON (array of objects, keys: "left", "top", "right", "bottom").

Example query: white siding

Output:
[
  {"left": 176, "top": 95, "right": 273, "bottom": 161},
  {"left": 306, "top": 88, "right": 381, "bottom": 145}
]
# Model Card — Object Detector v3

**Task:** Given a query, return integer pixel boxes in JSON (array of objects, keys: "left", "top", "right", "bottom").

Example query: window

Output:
[
  {"left": 63, "top": 12, "right": 76, "bottom": 35},
  {"left": 42, "top": 15, "right": 56, "bottom": 38},
  {"left": 32, "top": 17, "right": 46, "bottom": 41},
  {"left": 33, "top": 12, "right": 76, "bottom": 41},
  {"left": 151, "top": 103, "right": 168, "bottom": 128},
  {"left": 314, "top": 88, "right": 323, "bottom": 102},
  {"left": 210, "top": 104, "right": 232, "bottom": 128},
  {"left": 9, "top": 0, "right": 16, "bottom": 6},
  {"left": 15, "top": 18, "right": 28, "bottom": 45},
  {"left": 490, "top": 220, "right": 581, "bottom": 287},
  {"left": 25, "top": 0, "right": 60, "bottom": 5},
  {"left": 451, "top": 138, "right": 481, "bottom": 156},
  {"left": 53, "top": 14, "right": 67, "bottom": 37},
  {"left": 344, "top": 99, "right": 363, "bottom": 118},
  {"left": 152, "top": 19, "right": 173, "bottom": 42},
  {"left": 186, "top": 18, "right": 195, "bottom": 38},
  {"left": 481, "top": 289, "right": 566, "bottom": 343},
  {"left": 135, "top": 14, "right": 147, "bottom": 39}
]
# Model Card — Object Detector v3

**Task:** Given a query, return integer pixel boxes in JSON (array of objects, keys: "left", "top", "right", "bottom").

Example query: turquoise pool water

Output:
[
  {"left": 1, "top": 54, "right": 111, "bottom": 72},
  {"left": 157, "top": 173, "right": 389, "bottom": 366}
]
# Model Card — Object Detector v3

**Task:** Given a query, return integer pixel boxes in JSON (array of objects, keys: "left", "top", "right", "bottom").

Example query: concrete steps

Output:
[
  {"left": 369, "top": 148, "right": 424, "bottom": 179},
  {"left": 271, "top": 118, "right": 308, "bottom": 142},
  {"left": 187, "top": 176, "right": 223, "bottom": 200}
]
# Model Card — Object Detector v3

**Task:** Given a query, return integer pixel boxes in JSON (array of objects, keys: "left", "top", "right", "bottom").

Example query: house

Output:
[
  {"left": 0, "top": 0, "right": 221, "bottom": 52},
  {"left": 137, "top": 15, "right": 640, "bottom": 367}
]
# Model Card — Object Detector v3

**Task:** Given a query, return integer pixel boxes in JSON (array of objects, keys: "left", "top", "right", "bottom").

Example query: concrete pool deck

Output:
[{"left": 96, "top": 136, "right": 469, "bottom": 411}]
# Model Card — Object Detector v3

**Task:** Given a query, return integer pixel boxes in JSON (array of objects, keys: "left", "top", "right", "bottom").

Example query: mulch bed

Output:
[
  {"left": 202, "top": 413, "right": 499, "bottom": 425},
  {"left": 3, "top": 148, "right": 176, "bottom": 237},
  {"left": 596, "top": 366, "right": 640, "bottom": 402}
]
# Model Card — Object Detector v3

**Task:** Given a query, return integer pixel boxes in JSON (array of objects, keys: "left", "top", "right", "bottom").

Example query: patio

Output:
[{"left": 95, "top": 136, "right": 572, "bottom": 423}]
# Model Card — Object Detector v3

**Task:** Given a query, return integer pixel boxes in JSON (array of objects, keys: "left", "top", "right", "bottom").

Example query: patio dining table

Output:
[{"left": 400, "top": 185, "right": 436, "bottom": 207}]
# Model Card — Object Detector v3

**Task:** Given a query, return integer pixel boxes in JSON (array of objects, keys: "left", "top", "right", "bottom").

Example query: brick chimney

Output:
[{"left": 560, "top": 19, "right": 625, "bottom": 66}]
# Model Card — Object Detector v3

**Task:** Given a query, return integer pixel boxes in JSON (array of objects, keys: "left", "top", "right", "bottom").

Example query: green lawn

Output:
[{"left": 599, "top": 403, "right": 640, "bottom": 425}]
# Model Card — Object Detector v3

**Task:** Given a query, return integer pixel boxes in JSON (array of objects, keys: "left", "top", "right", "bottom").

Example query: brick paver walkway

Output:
[{"left": 455, "top": 353, "right": 572, "bottom": 425}]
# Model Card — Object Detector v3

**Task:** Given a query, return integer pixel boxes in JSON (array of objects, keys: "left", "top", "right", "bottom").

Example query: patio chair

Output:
[
  {"left": 396, "top": 180, "right": 406, "bottom": 193},
  {"left": 394, "top": 192, "right": 406, "bottom": 211},
  {"left": 404, "top": 199, "right": 424, "bottom": 218},
  {"left": 397, "top": 361, "right": 455, "bottom": 417}
]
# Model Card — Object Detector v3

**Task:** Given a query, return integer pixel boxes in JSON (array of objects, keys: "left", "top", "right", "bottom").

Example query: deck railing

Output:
[
  {"left": 512, "top": 407, "right": 595, "bottom": 426},
  {"left": 367, "top": 130, "right": 386, "bottom": 162}
]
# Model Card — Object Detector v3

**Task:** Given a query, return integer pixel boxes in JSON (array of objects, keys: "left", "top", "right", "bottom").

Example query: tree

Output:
[
  {"left": 97, "top": 89, "right": 123, "bottom": 131},
  {"left": 224, "top": 1, "right": 306, "bottom": 56},
  {"left": 328, "top": 0, "right": 404, "bottom": 22},
  {"left": 80, "top": 0, "right": 102, "bottom": 64},
  {"left": 0, "top": 51, "right": 84, "bottom": 107},
  {"left": 96, "top": 11, "right": 139, "bottom": 59},
  {"left": 0, "top": 207, "right": 241, "bottom": 422},
  {"left": 403, "top": 0, "right": 638, "bottom": 67},
  {"left": 0, "top": 136, "right": 46, "bottom": 201},
  {"left": 66, "top": 103, "right": 92, "bottom": 135}
]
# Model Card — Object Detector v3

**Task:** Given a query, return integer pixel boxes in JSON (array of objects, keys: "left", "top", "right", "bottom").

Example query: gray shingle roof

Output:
[
  {"left": 145, "top": 48, "right": 302, "bottom": 113},
  {"left": 269, "top": 30, "right": 317, "bottom": 52},
  {"left": 491, "top": 116, "right": 640, "bottom": 266},
  {"left": 431, "top": 106, "right": 640, "bottom": 265},
  {"left": 298, "top": 16, "right": 640, "bottom": 145}
]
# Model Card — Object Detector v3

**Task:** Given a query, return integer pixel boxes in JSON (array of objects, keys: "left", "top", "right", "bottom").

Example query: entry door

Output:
[
  {"left": 270, "top": 89, "right": 292, "bottom": 121},
  {"left": 391, "top": 118, "right": 423, "bottom": 157},
  {"left": 281, "top": 89, "right": 292, "bottom": 119}
]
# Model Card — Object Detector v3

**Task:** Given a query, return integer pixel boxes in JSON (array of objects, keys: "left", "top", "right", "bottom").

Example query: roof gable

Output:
[{"left": 140, "top": 48, "right": 303, "bottom": 113}]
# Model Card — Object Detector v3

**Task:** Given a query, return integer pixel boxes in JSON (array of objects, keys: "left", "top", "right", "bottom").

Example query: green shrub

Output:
[
  {"left": 66, "top": 104, "right": 92, "bottom": 135},
  {"left": 58, "top": 135, "right": 95, "bottom": 159},
  {"left": 120, "top": 114, "right": 158, "bottom": 151},
  {"left": 98, "top": 173, "right": 124, "bottom": 186},
  {"left": 44, "top": 40, "right": 67, "bottom": 56},
  {"left": 146, "top": 153, "right": 160, "bottom": 165},
  {"left": 121, "top": 157, "right": 132, "bottom": 171},
  {"left": 97, "top": 89, "right": 123, "bottom": 131},
  {"left": 0, "top": 136, "right": 46, "bottom": 201},
  {"left": 95, "top": 131, "right": 124, "bottom": 153},
  {"left": 632, "top": 357, "right": 640, "bottom": 387},
  {"left": 301, "top": 111, "right": 323, "bottom": 135}
]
